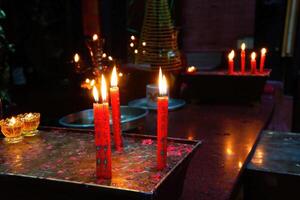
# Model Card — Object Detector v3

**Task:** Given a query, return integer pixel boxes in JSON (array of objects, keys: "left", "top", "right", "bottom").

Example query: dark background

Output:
[{"left": 0, "top": 0, "right": 299, "bottom": 130}]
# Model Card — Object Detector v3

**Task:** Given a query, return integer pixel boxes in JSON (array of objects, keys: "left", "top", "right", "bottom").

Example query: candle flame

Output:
[
  {"left": 101, "top": 75, "right": 107, "bottom": 102},
  {"left": 92, "top": 34, "right": 98, "bottom": 41},
  {"left": 85, "top": 78, "right": 90, "bottom": 84},
  {"left": 158, "top": 68, "right": 168, "bottom": 96},
  {"left": 111, "top": 66, "right": 118, "bottom": 87},
  {"left": 8, "top": 117, "right": 17, "bottom": 126},
  {"left": 251, "top": 52, "right": 256, "bottom": 60},
  {"left": 187, "top": 66, "right": 196, "bottom": 73},
  {"left": 261, "top": 48, "right": 267, "bottom": 55},
  {"left": 26, "top": 113, "right": 33, "bottom": 119},
  {"left": 102, "top": 53, "right": 107, "bottom": 58},
  {"left": 10, "top": 117, "right": 16, "bottom": 125},
  {"left": 92, "top": 86, "right": 99, "bottom": 102},
  {"left": 228, "top": 50, "right": 235, "bottom": 60},
  {"left": 131, "top": 35, "right": 135, "bottom": 40},
  {"left": 241, "top": 43, "right": 246, "bottom": 51},
  {"left": 130, "top": 42, "right": 134, "bottom": 47},
  {"left": 134, "top": 49, "right": 138, "bottom": 54},
  {"left": 74, "top": 53, "right": 80, "bottom": 63},
  {"left": 90, "top": 79, "right": 95, "bottom": 87}
]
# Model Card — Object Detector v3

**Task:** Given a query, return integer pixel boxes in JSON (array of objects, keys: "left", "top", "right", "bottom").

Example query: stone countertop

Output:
[{"left": 247, "top": 131, "right": 300, "bottom": 176}]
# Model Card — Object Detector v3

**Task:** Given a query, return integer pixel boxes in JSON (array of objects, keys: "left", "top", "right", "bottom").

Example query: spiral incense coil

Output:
[{"left": 136, "top": 0, "right": 182, "bottom": 71}]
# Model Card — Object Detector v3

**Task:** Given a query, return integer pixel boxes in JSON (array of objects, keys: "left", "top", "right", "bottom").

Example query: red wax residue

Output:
[
  {"left": 110, "top": 87, "right": 123, "bottom": 151},
  {"left": 142, "top": 139, "right": 154, "bottom": 145},
  {"left": 157, "top": 96, "right": 168, "bottom": 170}
]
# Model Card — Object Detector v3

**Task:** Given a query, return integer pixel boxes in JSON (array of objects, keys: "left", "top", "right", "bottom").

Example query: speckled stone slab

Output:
[
  {"left": 247, "top": 131, "right": 300, "bottom": 176},
  {"left": 0, "top": 128, "right": 200, "bottom": 194}
]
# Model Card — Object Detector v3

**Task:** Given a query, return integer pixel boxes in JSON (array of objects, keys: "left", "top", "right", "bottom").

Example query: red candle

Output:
[
  {"left": 93, "top": 75, "right": 112, "bottom": 179},
  {"left": 251, "top": 52, "right": 257, "bottom": 74},
  {"left": 110, "top": 66, "right": 123, "bottom": 151},
  {"left": 260, "top": 48, "right": 267, "bottom": 73},
  {"left": 241, "top": 43, "right": 246, "bottom": 74},
  {"left": 228, "top": 50, "right": 235, "bottom": 75},
  {"left": 157, "top": 68, "right": 168, "bottom": 170}
]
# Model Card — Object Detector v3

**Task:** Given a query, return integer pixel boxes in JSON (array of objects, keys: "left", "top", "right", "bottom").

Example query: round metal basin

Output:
[{"left": 59, "top": 106, "right": 148, "bottom": 131}]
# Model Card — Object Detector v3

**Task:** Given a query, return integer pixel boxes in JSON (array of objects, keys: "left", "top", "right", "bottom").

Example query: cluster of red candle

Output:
[
  {"left": 92, "top": 66, "right": 170, "bottom": 179},
  {"left": 228, "top": 43, "right": 267, "bottom": 75},
  {"left": 92, "top": 66, "right": 123, "bottom": 179}
]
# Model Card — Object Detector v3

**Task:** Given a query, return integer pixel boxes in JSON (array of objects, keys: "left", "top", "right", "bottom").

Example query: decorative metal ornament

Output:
[{"left": 136, "top": 0, "right": 182, "bottom": 71}]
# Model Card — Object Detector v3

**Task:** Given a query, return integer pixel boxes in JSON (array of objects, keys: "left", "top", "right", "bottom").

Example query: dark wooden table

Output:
[{"left": 134, "top": 96, "right": 275, "bottom": 200}]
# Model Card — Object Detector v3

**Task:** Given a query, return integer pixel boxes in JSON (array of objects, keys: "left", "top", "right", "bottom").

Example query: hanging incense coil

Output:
[{"left": 135, "top": 0, "right": 182, "bottom": 71}]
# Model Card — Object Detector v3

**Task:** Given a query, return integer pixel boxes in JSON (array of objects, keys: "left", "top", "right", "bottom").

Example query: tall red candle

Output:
[
  {"left": 260, "top": 48, "right": 267, "bottom": 73},
  {"left": 110, "top": 66, "right": 123, "bottom": 151},
  {"left": 157, "top": 68, "right": 168, "bottom": 170},
  {"left": 93, "top": 75, "right": 112, "bottom": 179},
  {"left": 228, "top": 50, "right": 235, "bottom": 75},
  {"left": 251, "top": 52, "right": 257, "bottom": 74},
  {"left": 241, "top": 43, "right": 246, "bottom": 74}
]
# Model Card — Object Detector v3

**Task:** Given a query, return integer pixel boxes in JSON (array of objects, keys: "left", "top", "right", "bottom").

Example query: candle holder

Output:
[
  {"left": 18, "top": 113, "right": 40, "bottom": 137},
  {"left": 0, "top": 117, "right": 23, "bottom": 144}
]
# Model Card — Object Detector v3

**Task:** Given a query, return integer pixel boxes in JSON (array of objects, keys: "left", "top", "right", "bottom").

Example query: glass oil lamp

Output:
[
  {"left": 18, "top": 113, "right": 40, "bottom": 137},
  {"left": 0, "top": 117, "right": 24, "bottom": 143}
]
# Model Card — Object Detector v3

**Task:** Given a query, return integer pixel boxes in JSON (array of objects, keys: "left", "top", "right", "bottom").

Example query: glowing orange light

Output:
[
  {"left": 251, "top": 52, "right": 256, "bottom": 61},
  {"left": 92, "top": 34, "right": 98, "bottom": 41},
  {"left": 74, "top": 53, "right": 80, "bottom": 63},
  {"left": 90, "top": 79, "right": 95, "bottom": 87},
  {"left": 102, "top": 53, "right": 107, "bottom": 58},
  {"left": 9, "top": 117, "right": 16, "bottom": 125},
  {"left": 241, "top": 43, "right": 246, "bottom": 51},
  {"left": 118, "top": 72, "right": 123, "bottom": 77},
  {"left": 187, "top": 66, "right": 196, "bottom": 73},
  {"left": 226, "top": 148, "right": 233, "bottom": 155},
  {"left": 111, "top": 66, "right": 118, "bottom": 87},
  {"left": 85, "top": 78, "right": 90, "bottom": 84},
  {"left": 228, "top": 50, "right": 235, "bottom": 61},
  {"left": 134, "top": 49, "right": 138, "bottom": 54},
  {"left": 130, "top": 42, "right": 134, "bottom": 47},
  {"left": 101, "top": 75, "right": 108, "bottom": 102},
  {"left": 238, "top": 161, "right": 242, "bottom": 168},
  {"left": 187, "top": 136, "right": 193, "bottom": 140},
  {"left": 92, "top": 86, "right": 99, "bottom": 102},
  {"left": 108, "top": 56, "right": 113, "bottom": 61},
  {"left": 158, "top": 68, "right": 167, "bottom": 96},
  {"left": 261, "top": 48, "right": 267, "bottom": 55},
  {"left": 142, "top": 42, "right": 146, "bottom": 46},
  {"left": 131, "top": 35, "right": 135, "bottom": 40}
]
